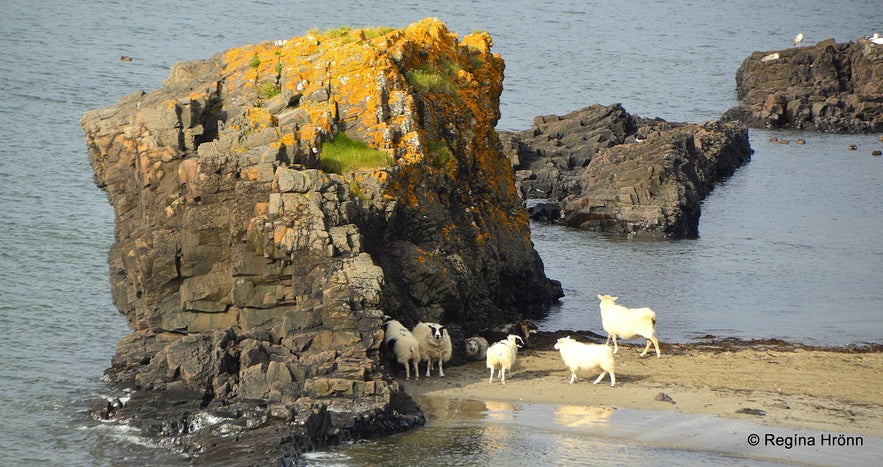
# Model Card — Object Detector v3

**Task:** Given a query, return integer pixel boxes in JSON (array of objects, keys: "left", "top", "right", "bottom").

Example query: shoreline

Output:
[{"left": 399, "top": 334, "right": 883, "bottom": 438}]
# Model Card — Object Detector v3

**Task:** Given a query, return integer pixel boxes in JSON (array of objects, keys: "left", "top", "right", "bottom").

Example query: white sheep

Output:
[
  {"left": 597, "top": 294, "right": 661, "bottom": 358},
  {"left": 382, "top": 319, "right": 420, "bottom": 380},
  {"left": 553, "top": 336, "right": 616, "bottom": 386},
  {"left": 485, "top": 334, "right": 524, "bottom": 384},
  {"left": 412, "top": 322, "right": 453, "bottom": 377},
  {"left": 465, "top": 336, "right": 489, "bottom": 361}
]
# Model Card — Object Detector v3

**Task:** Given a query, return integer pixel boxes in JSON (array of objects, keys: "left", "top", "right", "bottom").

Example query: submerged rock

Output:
[
  {"left": 82, "top": 18, "right": 560, "bottom": 462},
  {"left": 723, "top": 37, "right": 883, "bottom": 133}
]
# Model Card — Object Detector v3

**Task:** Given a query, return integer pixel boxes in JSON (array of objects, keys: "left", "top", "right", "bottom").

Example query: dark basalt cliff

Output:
[
  {"left": 82, "top": 18, "right": 561, "bottom": 462},
  {"left": 501, "top": 104, "right": 752, "bottom": 238},
  {"left": 722, "top": 37, "right": 883, "bottom": 133}
]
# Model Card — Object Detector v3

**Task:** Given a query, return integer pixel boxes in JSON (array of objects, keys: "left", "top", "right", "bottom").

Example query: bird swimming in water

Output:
[
  {"left": 120, "top": 55, "right": 134, "bottom": 62},
  {"left": 793, "top": 32, "right": 804, "bottom": 47}
]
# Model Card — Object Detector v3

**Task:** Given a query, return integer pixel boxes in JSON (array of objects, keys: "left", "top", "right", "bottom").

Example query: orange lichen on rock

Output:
[
  {"left": 191, "top": 17, "right": 534, "bottom": 314},
  {"left": 214, "top": 18, "right": 506, "bottom": 189}
]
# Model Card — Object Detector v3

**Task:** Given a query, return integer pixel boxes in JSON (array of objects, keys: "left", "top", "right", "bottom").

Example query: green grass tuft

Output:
[
  {"left": 428, "top": 140, "right": 455, "bottom": 169},
  {"left": 406, "top": 65, "right": 457, "bottom": 96},
  {"left": 257, "top": 81, "right": 281, "bottom": 99},
  {"left": 363, "top": 26, "right": 395, "bottom": 39},
  {"left": 320, "top": 132, "right": 391, "bottom": 174},
  {"left": 324, "top": 26, "right": 352, "bottom": 38}
]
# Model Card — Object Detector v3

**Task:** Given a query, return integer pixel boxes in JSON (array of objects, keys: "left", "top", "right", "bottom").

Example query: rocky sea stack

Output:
[
  {"left": 82, "top": 18, "right": 561, "bottom": 462},
  {"left": 723, "top": 37, "right": 883, "bottom": 133}
]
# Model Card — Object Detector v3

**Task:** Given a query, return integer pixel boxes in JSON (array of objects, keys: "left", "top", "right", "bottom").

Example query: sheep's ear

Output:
[
  {"left": 611, "top": 296, "right": 618, "bottom": 301},
  {"left": 597, "top": 294, "right": 603, "bottom": 300}
]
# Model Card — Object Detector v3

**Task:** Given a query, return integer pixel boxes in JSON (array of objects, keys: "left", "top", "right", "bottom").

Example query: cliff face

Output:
[
  {"left": 723, "top": 38, "right": 883, "bottom": 133},
  {"left": 82, "top": 18, "right": 561, "bottom": 460}
]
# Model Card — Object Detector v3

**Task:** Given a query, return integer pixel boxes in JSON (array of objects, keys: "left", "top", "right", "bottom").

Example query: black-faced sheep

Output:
[
  {"left": 465, "top": 336, "right": 489, "bottom": 361},
  {"left": 485, "top": 334, "right": 524, "bottom": 384},
  {"left": 412, "top": 322, "right": 452, "bottom": 377},
  {"left": 597, "top": 294, "right": 661, "bottom": 358},
  {"left": 382, "top": 319, "right": 420, "bottom": 380},
  {"left": 554, "top": 336, "right": 616, "bottom": 386}
]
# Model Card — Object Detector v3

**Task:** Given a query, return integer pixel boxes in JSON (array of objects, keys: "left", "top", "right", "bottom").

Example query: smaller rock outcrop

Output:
[
  {"left": 501, "top": 103, "right": 637, "bottom": 202},
  {"left": 562, "top": 120, "right": 751, "bottom": 238},
  {"left": 722, "top": 37, "right": 883, "bottom": 133},
  {"left": 501, "top": 104, "right": 752, "bottom": 238}
]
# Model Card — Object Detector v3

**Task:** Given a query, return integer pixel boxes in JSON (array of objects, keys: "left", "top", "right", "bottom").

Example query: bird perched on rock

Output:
[
  {"left": 793, "top": 32, "right": 804, "bottom": 47},
  {"left": 868, "top": 32, "right": 883, "bottom": 45}
]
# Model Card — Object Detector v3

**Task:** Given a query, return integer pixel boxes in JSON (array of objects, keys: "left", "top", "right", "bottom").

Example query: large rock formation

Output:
[
  {"left": 501, "top": 104, "right": 752, "bottom": 238},
  {"left": 82, "top": 18, "right": 561, "bottom": 462},
  {"left": 722, "top": 37, "right": 883, "bottom": 133}
]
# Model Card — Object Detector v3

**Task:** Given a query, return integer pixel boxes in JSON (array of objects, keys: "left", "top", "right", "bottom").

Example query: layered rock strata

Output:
[
  {"left": 562, "top": 120, "right": 752, "bottom": 238},
  {"left": 82, "top": 18, "right": 560, "bottom": 461},
  {"left": 722, "top": 37, "right": 883, "bottom": 133},
  {"left": 501, "top": 104, "right": 752, "bottom": 238}
]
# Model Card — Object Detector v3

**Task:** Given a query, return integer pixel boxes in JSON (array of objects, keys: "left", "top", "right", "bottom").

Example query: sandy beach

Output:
[{"left": 400, "top": 334, "right": 883, "bottom": 438}]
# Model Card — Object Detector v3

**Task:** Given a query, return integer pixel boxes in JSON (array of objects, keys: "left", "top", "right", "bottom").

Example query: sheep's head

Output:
[
  {"left": 429, "top": 324, "right": 447, "bottom": 341},
  {"left": 554, "top": 336, "right": 575, "bottom": 350},
  {"left": 508, "top": 334, "right": 525, "bottom": 348},
  {"left": 465, "top": 337, "right": 485, "bottom": 356}
]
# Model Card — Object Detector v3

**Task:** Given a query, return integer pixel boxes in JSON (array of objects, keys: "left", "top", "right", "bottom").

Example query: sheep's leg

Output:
[
  {"left": 640, "top": 337, "right": 661, "bottom": 358},
  {"left": 404, "top": 362, "right": 410, "bottom": 381},
  {"left": 501, "top": 367, "right": 507, "bottom": 384},
  {"left": 640, "top": 339, "right": 651, "bottom": 357},
  {"left": 611, "top": 335, "right": 619, "bottom": 354},
  {"left": 438, "top": 358, "right": 445, "bottom": 377},
  {"left": 569, "top": 371, "right": 577, "bottom": 384},
  {"left": 425, "top": 359, "right": 432, "bottom": 377},
  {"left": 489, "top": 367, "right": 494, "bottom": 383},
  {"left": 413, "top": 360, "right": 419, "bottom": 380},
  {"left": 593, "top": 371, "right": 606, "bottom": 385},
  {"left": 609, "top": 370, "right": 615, "bottom": 386}
]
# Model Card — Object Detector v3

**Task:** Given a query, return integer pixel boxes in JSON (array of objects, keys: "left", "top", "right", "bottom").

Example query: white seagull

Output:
[
  {"left": 869, "top": 32, "right": 883, "bottom": 45},
  {"left": 793, "top": 32, "right": 804, "bottom": 47}
]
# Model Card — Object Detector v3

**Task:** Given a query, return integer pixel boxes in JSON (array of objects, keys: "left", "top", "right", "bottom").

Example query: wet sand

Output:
[{"left": 400, "top": 335, "right": 883, "bottom": 438}]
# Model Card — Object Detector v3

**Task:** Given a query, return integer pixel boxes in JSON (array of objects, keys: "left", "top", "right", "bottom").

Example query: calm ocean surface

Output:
[{"left": 1, "top": 0, "right": 881, "bottom": 465}]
